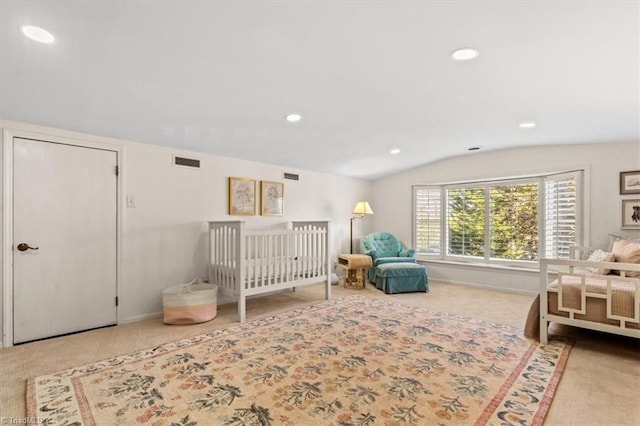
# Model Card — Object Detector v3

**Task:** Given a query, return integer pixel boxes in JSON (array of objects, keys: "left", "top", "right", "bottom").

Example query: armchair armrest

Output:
[
  {"left": 363, "top": 249, "right": 379, "bottom": 259},
  {"left": 399, "top": 248, "right": 415, "bottom": 258}
]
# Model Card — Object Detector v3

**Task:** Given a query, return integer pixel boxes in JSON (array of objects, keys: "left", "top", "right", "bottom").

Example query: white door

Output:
[{"left": 13, "top": 137, "right": 118, "bottom": 344}]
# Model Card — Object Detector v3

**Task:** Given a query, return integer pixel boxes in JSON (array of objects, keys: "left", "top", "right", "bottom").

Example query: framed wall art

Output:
[
  {"left": 228, "top": 177, "right": 256, "bottom": 215},
  {"left": 620, "top": 170, "right": 640, "bottom": 194},
  {"left": 621, "top": 199, "right": 640, "bottom": 229},
  {"left": 261, "top": 180, "right": 284, "bottom": 216}
]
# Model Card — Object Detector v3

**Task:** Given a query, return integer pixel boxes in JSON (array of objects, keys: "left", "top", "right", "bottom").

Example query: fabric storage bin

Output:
[{"left": 162, "top": 278, "right": 218, "bottom": 324}]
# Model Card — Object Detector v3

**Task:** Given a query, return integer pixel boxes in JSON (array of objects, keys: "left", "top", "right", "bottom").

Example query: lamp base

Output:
[{"left": 349, "top": 217, "right": 355, "bottom": 254}]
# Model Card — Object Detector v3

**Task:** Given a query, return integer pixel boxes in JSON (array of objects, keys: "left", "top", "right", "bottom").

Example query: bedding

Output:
[{"left": 211, "top": 257, "right": 325, "bottom": 283}]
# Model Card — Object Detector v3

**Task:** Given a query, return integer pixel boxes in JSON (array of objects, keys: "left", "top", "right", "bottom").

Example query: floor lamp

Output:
[{"left": 350, "top": 201, "right": 374, "bottom": 254}]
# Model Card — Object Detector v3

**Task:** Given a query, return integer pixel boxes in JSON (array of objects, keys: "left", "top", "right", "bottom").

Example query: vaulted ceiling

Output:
[{"left": 1, "top": 1, "right": 638, "bottom": 180}]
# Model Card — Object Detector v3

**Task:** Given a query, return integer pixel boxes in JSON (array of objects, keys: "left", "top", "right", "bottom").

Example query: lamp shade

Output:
[{"left": 352, "top": 201, "right": 374, "bottom": 215}]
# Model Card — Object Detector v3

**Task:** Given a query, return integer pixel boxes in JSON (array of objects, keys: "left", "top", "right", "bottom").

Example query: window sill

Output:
[{"left": 416, "top": 257, "right": 541, "bottom": 274}]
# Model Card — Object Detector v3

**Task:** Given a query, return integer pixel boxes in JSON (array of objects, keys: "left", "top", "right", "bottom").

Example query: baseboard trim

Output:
[
  {"left": 122, "top": 312, "right": 163, "bottom": 324},
  {"left": 434, "top": 279, "right": 537, "bottom": 296},
  {"left": 121, "top": 282, "right": 521, "bottom": 326}
]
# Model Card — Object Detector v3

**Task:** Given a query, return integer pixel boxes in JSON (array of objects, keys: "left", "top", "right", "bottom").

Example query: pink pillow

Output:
[{"left": 611, "top": 238, "right": 640, "bottom": 277}]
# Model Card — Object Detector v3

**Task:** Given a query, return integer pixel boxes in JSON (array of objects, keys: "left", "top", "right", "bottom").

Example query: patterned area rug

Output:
[{"left": 27, "top": 297, "right": 572, "bottom": 425}]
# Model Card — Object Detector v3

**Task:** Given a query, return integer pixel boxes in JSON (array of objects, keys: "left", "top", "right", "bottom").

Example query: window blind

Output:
[
  {"left": 544, "top": 172, "right": 580, "bottom": 259},
  {"left": 414, "top": 186, "right": 441, "bottom": 254}
]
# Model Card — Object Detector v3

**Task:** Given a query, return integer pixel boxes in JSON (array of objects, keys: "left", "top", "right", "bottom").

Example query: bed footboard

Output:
[{"left": 539, "top": 255, "right": 640, "bottom": 344}]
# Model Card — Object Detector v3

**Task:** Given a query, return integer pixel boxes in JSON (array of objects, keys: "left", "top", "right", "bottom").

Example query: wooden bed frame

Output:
[
  {"left": 539, "top": 246, "right": 640, "bottom": 344},
  {"left": 208, "top": 220, "right": 332, "bottom": 322}
]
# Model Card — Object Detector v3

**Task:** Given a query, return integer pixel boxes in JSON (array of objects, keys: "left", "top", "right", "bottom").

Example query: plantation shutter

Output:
[
  {"left": 413, "top": 186, "right": 441, "bottom": 254},
  {"left": 543, "top": 171, "right": 582, "bottom": 259}
]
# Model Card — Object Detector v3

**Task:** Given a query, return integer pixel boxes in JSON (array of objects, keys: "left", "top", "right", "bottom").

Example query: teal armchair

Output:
[{"left": 361, "top": 232, "right": 416, "bottom": 282}]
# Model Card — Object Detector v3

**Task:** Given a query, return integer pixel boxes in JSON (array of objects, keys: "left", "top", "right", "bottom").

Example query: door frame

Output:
[{"left": 1, "top": 121, "right": 124, "bottom": 348}]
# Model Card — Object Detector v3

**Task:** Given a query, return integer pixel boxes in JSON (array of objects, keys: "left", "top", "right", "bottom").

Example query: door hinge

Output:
[
  {"left": 115, "top": 296, "right": 119, "bottom": 306},
  {"left": 115, "top": 166, "right": 119, "bottom": 176}
]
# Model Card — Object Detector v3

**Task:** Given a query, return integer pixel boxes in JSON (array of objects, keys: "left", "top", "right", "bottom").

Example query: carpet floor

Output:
[
  {"left": 1, "top": 282, "right": 639, "bottom": 425},
  {"left": 27, "top": 297, "right": 572, "bottom": 425}
]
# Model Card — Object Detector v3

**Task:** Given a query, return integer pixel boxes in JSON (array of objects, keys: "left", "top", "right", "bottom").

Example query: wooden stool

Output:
[{"left": 338, "top": 254, "right": 372, "bottom": 289}]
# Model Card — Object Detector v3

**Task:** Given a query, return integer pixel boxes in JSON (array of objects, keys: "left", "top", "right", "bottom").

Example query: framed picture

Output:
[
  {"left": 620, "top": 170, "right": 640, "bottom": 194},
  {"left": 621, "top": 199, "right": 640, "bottom": 229},
  {"left": 261, "top": 180, "right": 284, "bottom": 216},
  {"left": 228, "top": 177, "right": 256, "bottom": 215}
]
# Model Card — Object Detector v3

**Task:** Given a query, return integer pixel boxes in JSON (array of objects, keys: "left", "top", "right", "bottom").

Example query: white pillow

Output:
[{"left": 585, "top": 249, "right": 615, "bottom": 275}]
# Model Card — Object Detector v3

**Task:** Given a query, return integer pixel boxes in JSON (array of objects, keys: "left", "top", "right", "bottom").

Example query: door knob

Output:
[{"left": 17, "top": 243, "right": 39, "bottom": 252}]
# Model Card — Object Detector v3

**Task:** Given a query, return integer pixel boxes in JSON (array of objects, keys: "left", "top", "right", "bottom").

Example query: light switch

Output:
[{"left": 126, "top": 195, "right": 136, "bottom": 208}]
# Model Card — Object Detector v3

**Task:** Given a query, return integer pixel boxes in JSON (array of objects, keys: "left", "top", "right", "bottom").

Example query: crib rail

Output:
[
  {"left": 208, "top": 220, "right": 331, "bottom": 322},
  {"left": 208, "top": 221, "right": 243, "bottom": 301},
  {"left": 243, "top": 228, "right": 327, "bottom": 291}
]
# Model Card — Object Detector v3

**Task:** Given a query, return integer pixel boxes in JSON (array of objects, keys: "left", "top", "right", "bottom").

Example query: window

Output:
[
  {"left": 413, "top": 171, "right": 582, "bottom": 264},
  {"left": 488, "top": 181, "right": 538, "bottom": 260},
  {"left": 447, "top": 187, "right": 485, "bottom": 257}
]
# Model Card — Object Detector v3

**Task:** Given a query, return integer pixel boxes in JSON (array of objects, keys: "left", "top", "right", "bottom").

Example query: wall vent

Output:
[
  {"left": 174, "top": 156, "right": 200, "bottom": 168},
  {"left": 283, "top": 172, "right": 299, "bottom": 181}
]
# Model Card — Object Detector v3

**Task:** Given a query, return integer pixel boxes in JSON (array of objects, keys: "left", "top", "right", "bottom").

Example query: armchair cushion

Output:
[{"left": 374, "top": 257, "right": 417, "bottom": 267}]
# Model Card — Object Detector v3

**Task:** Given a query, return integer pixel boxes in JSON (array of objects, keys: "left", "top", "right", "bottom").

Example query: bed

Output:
[
  {"left": 208, "top": 220, "right": 332, "bottom": 322},
  {"left": 527, "top": 239, "right": 640, "bottom": 344}
]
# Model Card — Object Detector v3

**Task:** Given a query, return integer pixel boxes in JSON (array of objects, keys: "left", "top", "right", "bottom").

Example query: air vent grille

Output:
[
  {"left": 284, "top": 172, "right": 299, "bottom": 181},
  {"left": 174, "top": 156, "right": 200, "bottom": 168}
]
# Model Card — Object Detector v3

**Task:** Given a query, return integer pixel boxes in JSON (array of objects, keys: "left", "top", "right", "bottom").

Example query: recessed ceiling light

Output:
[
  {"left": 285, "top": 113, "right": 301, "bottom": 123},
  {"left": 20, "top": 25, "right": 55, "bottom": 43},
  {"left": 390, "top": 148, "right": 400, "bottom": 155},
  {"left": 519, "top": 122, "right": 536, "bottom": 128},
  {"left": 451, "top": 48, "right": 479, "bottom": 61}
]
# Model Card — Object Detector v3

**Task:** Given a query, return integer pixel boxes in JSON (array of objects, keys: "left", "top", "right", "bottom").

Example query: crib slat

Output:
[
  {"left": 278, "top": 234, "right": 282, "bottom": 282},
  {"left": 250, "top": 234, "right": 257, "bottom": 289}
]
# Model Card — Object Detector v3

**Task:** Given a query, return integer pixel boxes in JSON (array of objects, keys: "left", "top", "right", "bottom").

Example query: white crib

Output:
[{"left": 208, "top": 220, "right": 332, "bottom": 322}]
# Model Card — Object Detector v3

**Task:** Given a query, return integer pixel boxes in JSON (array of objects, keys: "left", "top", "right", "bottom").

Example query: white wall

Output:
[
  {"left": 2, "top": 121, "right": 638, "bottom": 342},
  {"left": 120, "top": 141, "right": 373, "bottom": 321},
  {"left": 372, "top": 141, "right": 640, "bottom": 294},
  {"left": 0, "top": 121, "right": 373, "bottom": 341}
]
